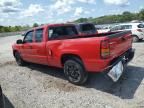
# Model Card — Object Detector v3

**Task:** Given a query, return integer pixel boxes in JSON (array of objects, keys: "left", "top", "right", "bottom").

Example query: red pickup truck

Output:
[{"left": 12, "top": 23, "right": 134, "bottom": 85}]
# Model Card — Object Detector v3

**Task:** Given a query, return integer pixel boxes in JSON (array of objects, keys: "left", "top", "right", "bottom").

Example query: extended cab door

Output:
[
  {"left": 31, "top": 28, "right": 48, "bottom": 65},
  {"left": 46, "top": 25, "right": 78, "bottom": 67},
  {"left": 20, "top": 30, "right": 34, "bottom": 62}
]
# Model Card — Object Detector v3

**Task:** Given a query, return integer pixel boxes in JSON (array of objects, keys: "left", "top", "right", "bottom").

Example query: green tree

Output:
[
  {"left": 122, "top": 11, "right": 133, "bottom": 21},
  {"left": 33, "top": 23, "right": 39, "bottom": 27},
  {"left": 75, "top": 18, "right": 88, "bottom": 23},
  {"left": 14, "top": 26, "right": 21, "bottom": 31},
  {"left": 74, "top": 9, "right": 144, "bottom": 24},
  {"left": 139, "top": 9, "right": 144, "bottom": 20},
  {"left": 0, "top": 26, "right": 4, "bottom": 33}
]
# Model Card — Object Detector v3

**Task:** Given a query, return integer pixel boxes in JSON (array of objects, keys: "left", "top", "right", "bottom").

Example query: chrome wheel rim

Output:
[{"left": 64, "top": 63, "right": 81, "bottom": 83}]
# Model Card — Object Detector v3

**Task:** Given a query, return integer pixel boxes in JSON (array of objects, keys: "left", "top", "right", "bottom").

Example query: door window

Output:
[
  {"left": 121, "top": 25, "right": 132, "bottom": 30},
  {"left": 35, "top": 29, "right": 43, "bottom": 42},
  {"left": 24, "top": 31, "right": 33, "bottom": 43},
  {"left": 111, "top": 26, "right": 120, "bottom": 31}
]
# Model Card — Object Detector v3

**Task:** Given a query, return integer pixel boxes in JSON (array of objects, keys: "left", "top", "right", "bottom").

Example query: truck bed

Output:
[{"left": 70, "top": 31, "right": 132, "bottom": 58}]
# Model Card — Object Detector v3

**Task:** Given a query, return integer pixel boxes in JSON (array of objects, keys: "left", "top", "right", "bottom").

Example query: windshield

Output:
[{"left": 138, "top": 24, "right": 144, "bottom": 28}]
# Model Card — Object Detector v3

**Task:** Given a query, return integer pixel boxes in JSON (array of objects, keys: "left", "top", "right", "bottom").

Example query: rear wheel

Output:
[
  {"left": 15, "top": 52, "right": 26, "bottom": 66},
  {"left": 133, "top": 35, "right": 139, "bottom": 42},
  {"left": 64, "top": 59, "right": 88, "bottom": 85}
]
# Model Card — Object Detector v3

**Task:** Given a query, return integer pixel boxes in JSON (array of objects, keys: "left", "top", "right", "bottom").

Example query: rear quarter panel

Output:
[{"left": 46, "top": 37, "right": 107, "bottom": 72}]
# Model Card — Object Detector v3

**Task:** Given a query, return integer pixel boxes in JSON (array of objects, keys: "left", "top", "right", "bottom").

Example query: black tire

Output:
[
  {"left": 133, "top": 35, "right": 139, "bottom": 42},
  {"left": 0, "top": 87, "right": 4, "bottom": 108},
  {"left": 14, "top": 52, "right": 26, "bottom": 66},
  {"left": 64, "top": 58, "right": 88, "bottom": 85}
]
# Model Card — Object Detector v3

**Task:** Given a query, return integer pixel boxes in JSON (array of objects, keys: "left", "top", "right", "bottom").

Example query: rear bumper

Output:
[
  {"left": 104, "top": 48, "right": 135, "bottom": 71},
  {"left": 85, "top": 48, "right": 135, "bottom": 72}
]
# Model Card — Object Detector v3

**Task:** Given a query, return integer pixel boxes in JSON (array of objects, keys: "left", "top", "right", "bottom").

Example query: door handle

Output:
[
  {"left": 29, "top": 46, "right": 33, "bottom": 49},
  {"left": 48, "top": 49, "right": 52, "bottom": 56}
]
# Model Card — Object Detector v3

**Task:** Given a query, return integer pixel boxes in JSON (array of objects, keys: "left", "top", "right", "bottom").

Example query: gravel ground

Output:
[{"left": 0, "top": 35, "right": 144, "bottom": 108}]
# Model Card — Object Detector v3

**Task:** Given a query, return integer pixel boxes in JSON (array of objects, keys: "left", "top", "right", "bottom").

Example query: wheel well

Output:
[
  {"left": 13, "top": 50, "right": 17, "bottom": 57},
  {"left": 131, "top": 35, "right": 139, "bottom": 38},
  {"left": 61, "top": 54, "right": 83, "bottom": 66}
]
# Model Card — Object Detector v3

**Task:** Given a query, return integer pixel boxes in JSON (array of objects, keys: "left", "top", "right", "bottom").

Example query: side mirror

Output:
[{"left": 16, "top": 39, "right": 23, "bottom": 44}]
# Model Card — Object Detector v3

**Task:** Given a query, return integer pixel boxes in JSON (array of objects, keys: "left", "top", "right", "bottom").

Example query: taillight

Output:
[
  {"left": 137, "top": 29, "right": 143, "bottom": 32},
  {"left": 101, "top": 40, "right": 110, "bottom": 59}
]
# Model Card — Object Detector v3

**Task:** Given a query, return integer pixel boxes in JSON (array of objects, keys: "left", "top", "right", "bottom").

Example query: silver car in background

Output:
[{"left": 110, "top": 23, "right": 144, "bottom": 42}]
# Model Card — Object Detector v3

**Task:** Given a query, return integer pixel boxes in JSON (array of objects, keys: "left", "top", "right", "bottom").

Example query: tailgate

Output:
[{"left": 108, "top": 31, "right": 132, "bottom": 58}]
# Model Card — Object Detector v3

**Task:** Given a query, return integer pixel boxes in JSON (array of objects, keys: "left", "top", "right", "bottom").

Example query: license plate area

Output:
[{"left": 108, "top": 61, "right": 124, "bottom": 82}]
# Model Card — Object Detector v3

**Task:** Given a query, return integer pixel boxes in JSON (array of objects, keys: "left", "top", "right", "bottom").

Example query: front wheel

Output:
[
  {"left": 15, "top": 52, "right": 26, "bottom": 66},
  {"left": 64, "top": 59, "right": 88, "bottom": 85}
]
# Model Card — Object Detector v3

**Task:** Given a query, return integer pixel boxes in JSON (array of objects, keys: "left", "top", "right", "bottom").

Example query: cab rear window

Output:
[
  {"left": 81, "top": 24, "right": 95, "bottom": 32},
  {"left": 48, "top": 26, "right": 78, "bottom": 40}
]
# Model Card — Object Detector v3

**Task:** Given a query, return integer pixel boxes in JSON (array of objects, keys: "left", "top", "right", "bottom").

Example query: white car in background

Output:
[{"left": 110, "top": 23, "right": 144, "bottom": 42}]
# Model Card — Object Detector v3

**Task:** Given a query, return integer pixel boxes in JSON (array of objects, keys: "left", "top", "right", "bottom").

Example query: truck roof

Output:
[
  {"left": 24, "top": 23, "right": 75, "bottom": 33},
  {"left": 33, "top": 23, "right": 75, "bottom": 30}
]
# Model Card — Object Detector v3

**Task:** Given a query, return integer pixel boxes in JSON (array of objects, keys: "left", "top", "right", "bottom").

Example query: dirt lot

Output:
[{"left": 0, "top": 35, "right": 144, "bottom": 108}]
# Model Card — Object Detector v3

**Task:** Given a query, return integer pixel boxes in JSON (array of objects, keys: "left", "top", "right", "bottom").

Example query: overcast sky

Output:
[{"left": 0, "top": 0, "right": 143, "bottom": 26}]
